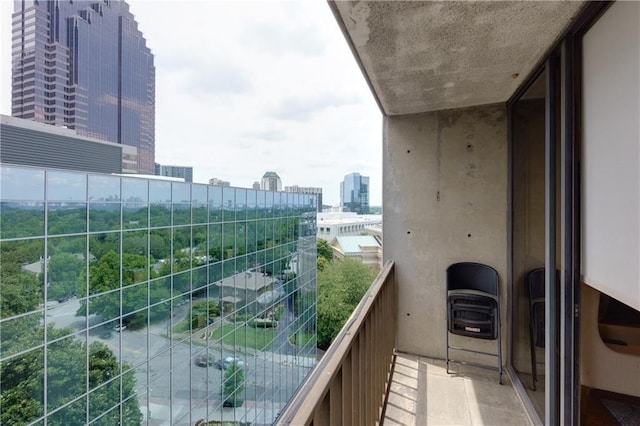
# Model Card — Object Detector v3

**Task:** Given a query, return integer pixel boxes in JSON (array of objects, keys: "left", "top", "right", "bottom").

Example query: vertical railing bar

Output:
[
  {"left": 352, "top": 333, "right": 360, "bottom": 426},
  {"left": 360, "top": 326, "right": 367, "bottom": 426},
  {"left": 374, "top": 299, "right": 385, "bottom": 421},
  {"left": 329, "top": 368, "right": 342, "bottom": 425},
  {"left": 342, "top": 351, "right": 352, "bottom": 425},
  {"left": 366, "top": 319, "right": 373, "bottom": 425}
]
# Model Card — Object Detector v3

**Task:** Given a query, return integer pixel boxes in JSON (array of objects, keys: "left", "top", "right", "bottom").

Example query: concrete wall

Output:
[{"left": 383, "top": 104, "right": 508, "bottom": 361}]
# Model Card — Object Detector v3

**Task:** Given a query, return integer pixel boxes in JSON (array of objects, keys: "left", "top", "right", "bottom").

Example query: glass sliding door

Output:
[{"left": 511, "top": 69, "right": 548, "bottom": 421}]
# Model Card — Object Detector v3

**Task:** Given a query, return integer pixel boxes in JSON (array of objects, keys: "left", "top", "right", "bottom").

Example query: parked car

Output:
[
  {"left": 113, "top": 324, "right": 127, "bottom": 332},
  {"left": 214, "top": 356, "right": 244, "bottom": 370},
  {"left": 194, "top": 354, "right": 214, "bottom": 367}
]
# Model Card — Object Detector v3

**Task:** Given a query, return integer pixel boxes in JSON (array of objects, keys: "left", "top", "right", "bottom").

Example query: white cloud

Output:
[{"left": 0, "top": 0, "right": 382, "bottom": 206}]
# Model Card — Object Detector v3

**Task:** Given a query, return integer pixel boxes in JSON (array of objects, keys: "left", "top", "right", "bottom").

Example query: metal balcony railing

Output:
[{"left": 276, "top": 261, "right": 397, "bottom": 425}]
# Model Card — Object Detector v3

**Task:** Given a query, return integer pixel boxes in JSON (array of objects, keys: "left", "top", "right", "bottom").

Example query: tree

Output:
[
  {"left": 0, "top": 328, "right": 142, "bottom": 426},
  {"left": 316, "top": 258, "right": 375, "bottom": 349},
  {"left": 317, "top": 238, "right": 333, "bottom": 263},
  {"left": 316, "top": 256, "right": 328, "bottom": 272},
  {"left": 0, "top": 273, "right": 40, "bottom": 318},
  {"left": 222, "top": 362, "right": 245, "bottom": 407},
  {"left": 47, "top": 253, "right": 84, "bottom": 300}
]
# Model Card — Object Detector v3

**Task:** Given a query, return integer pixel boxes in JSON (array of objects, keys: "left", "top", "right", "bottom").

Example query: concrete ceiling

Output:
[{"left": 331, "top": 1, "right": 586, "bottom": 115}]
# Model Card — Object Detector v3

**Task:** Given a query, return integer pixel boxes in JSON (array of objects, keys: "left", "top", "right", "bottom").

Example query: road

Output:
[{"left": 46, "top": 297, "right": 315, "bottom": 425}]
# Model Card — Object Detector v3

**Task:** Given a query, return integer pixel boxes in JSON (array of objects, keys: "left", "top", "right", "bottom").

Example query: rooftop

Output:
[
  {"left": 215, "top": 270, "right": 274, "bottom": 292},
  {"left": 333, "top": 235, "right": 381, "bottom": 254}
]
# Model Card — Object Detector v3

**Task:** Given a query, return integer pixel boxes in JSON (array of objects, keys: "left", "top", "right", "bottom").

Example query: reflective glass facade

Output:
[
  {"left": 340, "top": 172, "right": 369, "bottom": 214},
  {"left": 0, "top": 164, "right": 317, "bottom": 425},
  {"left": 11, "top": 0, "right": 155, "bottom": 174}
]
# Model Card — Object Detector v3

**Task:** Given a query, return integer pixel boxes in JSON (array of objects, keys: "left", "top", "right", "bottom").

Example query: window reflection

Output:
[
  {"left": 0, "top": 165, "right": 317, "bottom": 425},
  {"left": 172, "top": 182, "right": 190, "bottom": 203},
  {"left": 149, "top": 180, "right": 171, "bottom": 203},
  {"left": 47, "top": 170, "right": 86, "bottom": 201},
  {"left": 0, "top": 165, "right": 44, "bottom": 201},
  {"left": 88, "top": 175, "right": 121, "bottom": 202},
  {"left": 122, "top": 177, "right": 148, "bottom": 203}
]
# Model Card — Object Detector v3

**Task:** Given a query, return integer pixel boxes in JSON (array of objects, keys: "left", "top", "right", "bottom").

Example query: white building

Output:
[{"left": 317, "top": 212, "right": 382, "bottom": 242}]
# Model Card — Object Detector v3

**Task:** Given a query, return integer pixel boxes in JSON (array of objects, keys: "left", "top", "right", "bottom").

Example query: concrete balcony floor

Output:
[{"left": 383, "top": 353, "right": 532, "bottom": 425}]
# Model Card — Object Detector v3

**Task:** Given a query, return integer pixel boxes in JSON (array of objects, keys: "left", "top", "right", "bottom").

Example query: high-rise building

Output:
[
  {"left": 155, "top": 163, "right": 193, "bottom": 182},
  {"left": 340, "top": 172, "right": 369, "bottom": 214},
  {"left": 10, "top": 0, "right": 156, "bottom": 174},
  {"left": 252, "top": 181, "right": 261, "bottom": 190},
  {"left": 285, "top": 185, "right": 323, "bottom": 211},
  {"left": 0, "top": 164, "right": 318, "bottom": 425},
  {"left": 261, "top": 171, "right": 282, "bottom": 191}
]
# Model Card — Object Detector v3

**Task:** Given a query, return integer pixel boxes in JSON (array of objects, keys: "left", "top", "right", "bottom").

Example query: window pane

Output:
[
  {"left": 88, "top": 175, "right": 121, "bottom": 202},
  {"left": 122, "top": 178, "right": 148, "bottom": 203},
  {"left": 0, "top": 165, "right": 44, "bottom": 201},
  {"left": 0, "top": 239, "right": 45, "bottom": 317},
  {"left": 48, "top": 203, "right": 87, "bottom": 235},
  {"left": 47, "top": 170, "right": 86, "bottom": 201},
  {"left": 149, "top": 180, "right": 171, "bottom": 203}
]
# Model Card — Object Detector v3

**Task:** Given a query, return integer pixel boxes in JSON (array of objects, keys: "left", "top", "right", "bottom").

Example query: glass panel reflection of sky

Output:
[
  {"left": 88, "top": 175, "right": 121, "bottom": 202},
  {"left": 47, "top": 171, "right": 87, "bottom": 201},
  {"left": 0, "top": 165, "right": 44, "bottom": 201}
]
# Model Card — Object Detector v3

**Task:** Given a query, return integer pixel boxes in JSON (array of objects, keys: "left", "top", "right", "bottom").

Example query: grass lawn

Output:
[
  {"left": 210, "top": 323, "right": 276, "bottom": 350},
  {"left": 289, "top": 331, "right": 315, "bottom": 347},
  {"left": 173, "top": 318, "right": 190, "bottom": 333}
]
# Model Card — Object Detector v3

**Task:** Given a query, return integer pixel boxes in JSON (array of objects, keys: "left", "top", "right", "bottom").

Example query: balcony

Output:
[{"left": 277, "top": 262, "right": 531, "bottom": 425}]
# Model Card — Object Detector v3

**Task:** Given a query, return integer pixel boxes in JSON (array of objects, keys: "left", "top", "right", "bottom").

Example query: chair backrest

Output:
[
  {"left": 446, "top": 262, "right": 499, "bottom": 296},
  {"left": 527, "top": 268, "right": 545, "bottom": 301}
]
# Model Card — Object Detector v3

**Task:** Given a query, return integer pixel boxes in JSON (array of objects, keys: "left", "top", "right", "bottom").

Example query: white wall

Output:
[{"left": 582, "top": 0, "right": 640, "bottom": 311}]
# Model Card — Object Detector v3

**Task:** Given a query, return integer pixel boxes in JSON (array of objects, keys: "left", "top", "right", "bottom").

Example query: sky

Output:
[{"left": 0, "top": 0, "right": 383, "bottom": 206}]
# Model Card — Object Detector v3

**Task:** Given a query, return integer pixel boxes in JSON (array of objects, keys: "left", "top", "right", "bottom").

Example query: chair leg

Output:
[
  {"left": 497, "top": 308, "right": 503, "bottom": 385},
  {"left": 529, "top": 318, "right": 537, "bottom": 391},
  {"left": 446, "top": 302, "right": 450, "bottom": 374},
  {"left": 446, "top": 332, "right": 450, "bottom": 374}
]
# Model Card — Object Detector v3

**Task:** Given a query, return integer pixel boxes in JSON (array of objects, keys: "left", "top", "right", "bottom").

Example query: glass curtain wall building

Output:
[
  {"left": 11, "top": 0, "right": 156, "bottom": 174},
  {"left": 0, "top": 164, "right": 317, "bottom": 425},
  {"left": 340, "top": 173, "right": 369, "bottom": 214}
]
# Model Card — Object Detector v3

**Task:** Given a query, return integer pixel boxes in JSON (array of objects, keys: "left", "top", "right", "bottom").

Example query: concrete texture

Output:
[
  {"left": 383, "top": 353, "right": 532, "bottom": 425},
  {"left": 332, "top": 1, "right": 585, "bottom": 115},
  {"left": 383, "top": 104, "right": 507, "bottom": 361}
]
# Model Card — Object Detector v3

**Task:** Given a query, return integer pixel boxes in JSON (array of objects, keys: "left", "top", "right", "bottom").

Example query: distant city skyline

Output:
[{"left": 0, "top": 1, "right": 382, "bottom": 206}]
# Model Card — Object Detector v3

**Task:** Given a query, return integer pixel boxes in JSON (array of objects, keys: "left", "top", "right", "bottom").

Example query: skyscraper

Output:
[
  {"left": 341, "top": 172, "right": 369, "bottom": 214},
  {"left": 11, "top": 0, "right": 156, "bottom": 174},
  {"left": 261, "top": 171, "right": 282, "bottom": 191}
]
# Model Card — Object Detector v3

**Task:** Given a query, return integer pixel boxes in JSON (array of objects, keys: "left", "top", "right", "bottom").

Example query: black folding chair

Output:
[
  {"left": 527, "top": 268, "right": 546, "bottom": 391},
  {"left": 446, "top": 262, "right": 502, "bottom": 384}
]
